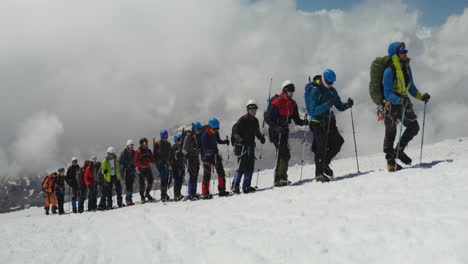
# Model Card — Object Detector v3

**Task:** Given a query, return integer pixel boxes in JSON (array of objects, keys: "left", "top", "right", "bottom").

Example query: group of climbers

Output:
[{"left": 42, "top": 41, "right": 431, "bottom": 215}]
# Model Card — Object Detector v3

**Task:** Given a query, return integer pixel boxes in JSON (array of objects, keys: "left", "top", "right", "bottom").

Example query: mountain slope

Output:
[{"left": 1, "top": 138, "right": 467, "bottom": 264}]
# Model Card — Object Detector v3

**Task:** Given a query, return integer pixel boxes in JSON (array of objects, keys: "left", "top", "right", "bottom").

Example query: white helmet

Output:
[
  {"left": 282, "top": 80, "right": 295, "bottom": 92},
  {"left": 71, "top": 157, "right": 78, "bottom": 163},
  {"left": 126, "top": 140, "right": 134, "bottom": 146},
  {"left": 91, "top": 156, "right": 97, "bottom": 162},
  {"left": 246, "top": 99, "right": 258, "bottom": 108},
  {"left": 106, "top": 147, "right": 115, "bottom": 154}
]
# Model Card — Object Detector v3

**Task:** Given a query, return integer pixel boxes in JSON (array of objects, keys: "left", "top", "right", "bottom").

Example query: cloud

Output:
[
  {"left": 6, "top": 111, "right": 64, "bottom": 176},
  {"left": 0, "top": 0, "right": 467, "bottom": 177}
]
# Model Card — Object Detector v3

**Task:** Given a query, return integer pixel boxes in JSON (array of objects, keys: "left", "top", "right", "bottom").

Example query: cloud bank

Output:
[{"left": 0, "top": 0, "right": 467, "bottom": 177}]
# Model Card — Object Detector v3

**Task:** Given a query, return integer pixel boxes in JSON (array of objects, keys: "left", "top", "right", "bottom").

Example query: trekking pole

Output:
[
  {"left": 273, "top": 130, "right": 282, "bottom": 187},
  {"left": 420, "top": 102, "right": 427, "bottom": 165},
  {"left": 299, "top": 114, "right": 308, "bottom": 181},
  {"left": 321, "top": 109, "right": 333, "bottom": 180},
  {"left": 255, "top": 168, "right": 260, "bottom": 189},
  {"left": 350, "top": 108, "right": 360, "bottom": 173},
  {"left": 226, "top": 136, "right": 231, "bottom": 191},
  {"left": 395, "top": 105, "right": 407, "bottom": 164},
  {"left": 260, "top": 78, "right": 273, "bottom": 161},
  {"left": 232, "top": 145, "right": 245, "bottom": 191}
]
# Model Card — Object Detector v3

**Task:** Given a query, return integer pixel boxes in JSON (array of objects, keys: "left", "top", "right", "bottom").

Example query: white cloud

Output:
[{"left": 0, "top": 0, "right": 467, "bottom": 177}]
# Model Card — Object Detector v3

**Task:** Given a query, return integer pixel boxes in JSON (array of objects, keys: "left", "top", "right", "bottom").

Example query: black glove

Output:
[
  {"left": 260, "top": 135, "right": 266, "bottom": 144},
  {"left": 103, "top": 169, "right": 108, "bottom": 174},
  {"left": 327, "top": 99, "right": 334, "bottom": 107},
  {"left": 276, "top": 127, "right": 284, "bottom": 135},
  {"left": 224, "top": 139, "right": 230, "bottom": 145},
  {"left": 421, "top": 93, "right": 430, "bottom": 103},
  {"left": 347, "top": 98, "right": 354, "bottom": 108},
  {"left": 400, "top": 96, "right": 410, "bottom": 107}
]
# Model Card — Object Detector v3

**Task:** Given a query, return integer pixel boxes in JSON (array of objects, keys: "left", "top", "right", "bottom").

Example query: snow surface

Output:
[{"left": 1, "top": 138, "right": 467, "bottom": 264}]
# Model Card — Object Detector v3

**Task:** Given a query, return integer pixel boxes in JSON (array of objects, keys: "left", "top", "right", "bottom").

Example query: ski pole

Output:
[
  {"left": 321, "top": 108, "right": 333, "bottom": 179},
  {"left": 395, "top": 105, "right": 407, "bottom": 166},
  {"left": 232, "top": 145, "right": 245, "bottom": 191},
  {"left": 350, "top": 108, "right": 360, "bottom": 173},
  {"left": 420, "top": 102, "right": 427, "bottom": 164},
  {"left": 299, "top": 114, "right": 308, "bottom": 181},
  {"left": 273, "top": 130, "right": 282, "bottom": 187},
  {"left": 255, "top": 168, "right": 260, "bottom": 189},
  {"left": 260, "top": 78, "right": 273, "bottom": 160}
]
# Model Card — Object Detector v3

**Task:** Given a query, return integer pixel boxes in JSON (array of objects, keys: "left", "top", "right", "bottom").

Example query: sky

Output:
[
  {"left": 297, "top": 0, "right": 468, "bottom": 26},
  {"left": 0, "top": 0, "right": 467, "bottom": 179}
]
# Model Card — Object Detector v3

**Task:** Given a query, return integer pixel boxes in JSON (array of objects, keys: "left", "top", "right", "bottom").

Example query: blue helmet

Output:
[
  {"left": 173, "top": 133, "right": 182, "bottom": 143},
  {"left": 192, "top": 121, "right": 202, "bottom": 131},
  {"left": 208, "top": 118, "right": 220, "bottom": 129},
  {"left": 58, "top": 168, "right": 65, "bottom": 173},
  {"left": 323, "top": 69, "right": 336, "bottom": 84},
  {"left": 160, "top": 130, "right": 168, "bottom": 139}
]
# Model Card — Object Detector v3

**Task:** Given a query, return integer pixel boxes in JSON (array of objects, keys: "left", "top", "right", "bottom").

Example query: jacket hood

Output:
[{"left": 388, "top": 42, "right": 403, "bottom": 56}]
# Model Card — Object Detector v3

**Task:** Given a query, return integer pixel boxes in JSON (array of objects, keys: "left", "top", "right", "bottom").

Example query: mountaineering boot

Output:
[
  {"left": 72, "top": 208, "right": 78, "bottom": 214},
  {"left": 232, "top": 186, "right": 241, "bottom": 194},
  {"left": 140, "top": 195, "right": 146, "bottom": 204},
  {"left": 219, "top": 191, "right": 230, "bottom": 197},
  {"left": 174, "top": 194, "right": 184, "bottom": 202},
  {"left": 202, "top": 193, "right": 213, "bottom": 200},
  {"left": 243, "top": 186, "right": 257, "bottom": 193},
  {"left": 45, "top": 207, "right": 49, "bottom": 215},
  {"left": 315, "top": 174, "right": 331, "bottom": 183},
  {"left": 395, "top": 144, "right": 412, "bottom": 165},
  {"left": 387, "top": 161, "right": 403, "bottom": 172},
  {"left": 52, "top": 206, "right": 57, "bottom": 214},
  {"left": 145, "top": 193, "right": 154, "bottom": 201},
  {"left": 323, "top": 163, "right": 334, "bottom": 177}
]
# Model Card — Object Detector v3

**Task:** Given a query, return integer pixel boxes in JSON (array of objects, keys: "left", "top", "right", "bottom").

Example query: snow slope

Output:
[{"left": 1, "top": 138, "right": 467, "bottom": 264}]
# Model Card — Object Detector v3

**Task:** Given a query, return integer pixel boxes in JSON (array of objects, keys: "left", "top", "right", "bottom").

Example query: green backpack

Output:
[{"left": 369, "top": 56, "right": 392, "bottom": 105}]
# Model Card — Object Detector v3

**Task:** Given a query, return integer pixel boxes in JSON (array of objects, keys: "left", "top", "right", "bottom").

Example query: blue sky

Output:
[{"left": 296, "top": 0, "right": 468, "bottom": 26}]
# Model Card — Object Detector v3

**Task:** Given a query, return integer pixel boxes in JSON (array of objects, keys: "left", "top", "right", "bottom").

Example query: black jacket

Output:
[{"left": 232, "top": 113, "right": 265, "bottom": 147}]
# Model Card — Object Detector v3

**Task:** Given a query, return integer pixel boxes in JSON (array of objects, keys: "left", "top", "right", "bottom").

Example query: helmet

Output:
[
  {"left": 173, "top": 133, "right": 182, "bottom": 143},
  {"left": 126, "top": 140, "right": 134, "bottom": 147},
  {"left": 160, "top": 130, "right": 169, "bottom": 139},
  {"left": 192, "top": 121, "right": 202, "bottom": 131},
  {"left": 106, "top": 147, "right": 115, "bottom": 154},
  {"left": 139, "top": 137, "right": 148, "bottom": 145},
  {"left": 323, "top": 69, "right": 336, "bottom": 84},
  {"left": 208, "top": 118, "right": 220, "bottom": 129},
  {"left": 282, "top": 80, "right": 295, "bottom": 92},
  {"left": 90, "top": 156, "right": 97, "bottom": 162},
  {"left": 58, "top": 168, "right": 65, "bottom": 173},
  {"left": 246, "top": 99, "right": 258, "bottom": 109},
  {"left": 71, "top": 157, "right": 78, "bottom": 163}
]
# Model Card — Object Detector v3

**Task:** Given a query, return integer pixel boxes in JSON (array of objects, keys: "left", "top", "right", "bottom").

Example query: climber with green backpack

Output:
[{"left": 369, "top": 42, "right": 431, "bottom": 172}]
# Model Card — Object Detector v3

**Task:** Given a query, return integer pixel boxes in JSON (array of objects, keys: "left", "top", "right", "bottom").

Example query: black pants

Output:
[
  {"left": 383, "top": 104, "right": 419, "bottom": 158},
  {"left": 87, "top": 185, "right": 97, "bottom": 211},
  {"left": 123, "top": 168, "right": 136, "bottom": 201},
  {"left": 55, "top": 190, "right": 65, "bottom": 214},
  {"left": 172, "top": 164, "right": 185, "bottom": 197},
  {"left": 310, "top": 117, "right": 344, "bottom": 176},
  {"left": 139, "top": 167, "right": 154, "bottom": 197},
  {"left": 202, "top": 154, "right": 226, "bottom": 195},
  {"left": 187, "top": 155, "right": 200, "bottom": 196},
  {"left": 104, "top": 176, "right": 122, "bottom": 208},
  {"left": 269, "top": 127, "right": 290, "bottom": 160},
  {"left": 78, "top": 185, "right": 87, "bottom": 212},
  {"left": 236, "top": 145, "right": 255, "bottom": 173}
]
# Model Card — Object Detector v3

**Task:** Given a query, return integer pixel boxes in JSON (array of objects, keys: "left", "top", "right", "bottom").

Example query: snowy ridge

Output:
[{"left": 1, "top": 138, "right": 467, "bottom": 264}]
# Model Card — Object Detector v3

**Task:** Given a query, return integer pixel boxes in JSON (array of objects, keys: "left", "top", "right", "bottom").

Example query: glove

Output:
[
  {"left": 103, "top": 169, "right": 108, "bottom": 174},
  {"left": 421, "top": 93, "right": 430, "bottom": 103},
  {"left": 260, "top": 135, "right": 266, "bottom": 144},
  {"left": 400, "top": 96, "right": 410, "bottom": 107},
  {"left": 347, "top": 98, "right": 354, "bottom": 108},
  {"left": 224, "top": 139, "right": 230, "bottom": 145},
  {"left": 303, "top": 119, "right": 309, "bottom": 126},
  {"left": 327, "top": 99, "right": 334, "bottom": 107}
]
